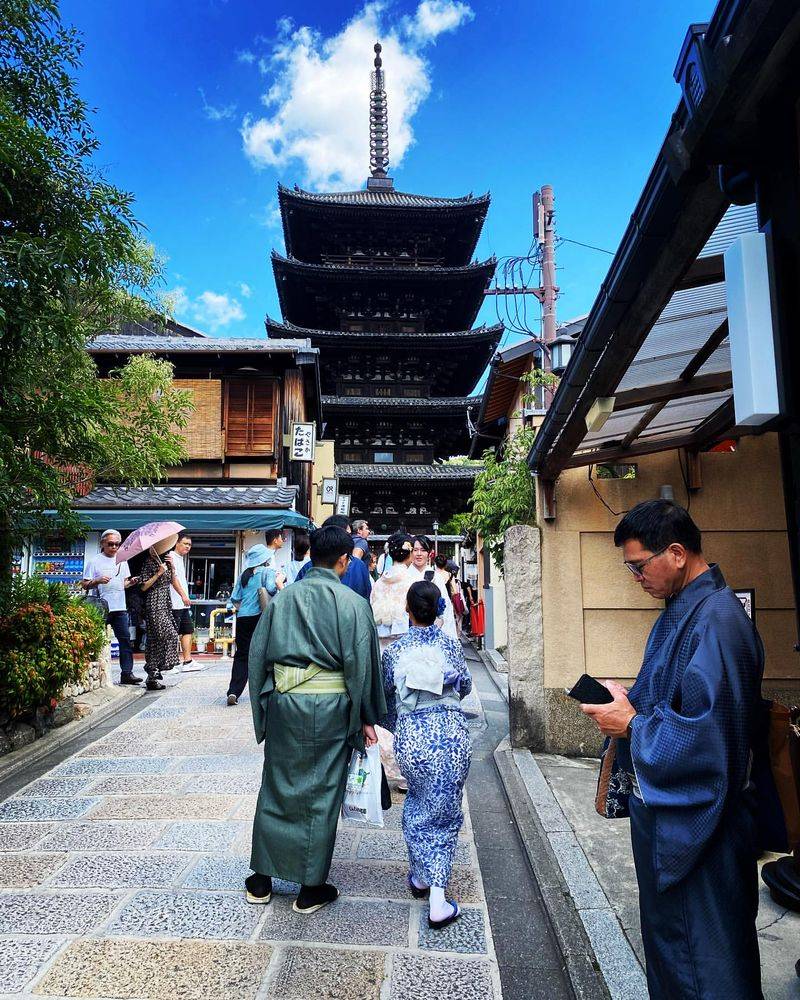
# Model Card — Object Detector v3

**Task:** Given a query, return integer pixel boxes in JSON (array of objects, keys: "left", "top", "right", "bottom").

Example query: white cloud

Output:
[
  {"left": 404, "top": 0, "right": 473, "bottom": 43},
  {"left": 199, "top": 87, "right": 237, "bottom": 122},
  {"left": 241, "top": 1, "right": 474, "bottom": 190},
  {"left": 237, "top": 49, "right": 256, "bottom": 64},
  {"left": 193, "top": 290, "right": 245, "bottom": 331},
  {"left": 255, "top": 199, "right": 283, "bottom": 231},
  {"left": 239, "top": 282, "right": 253, "bottom": 298}
]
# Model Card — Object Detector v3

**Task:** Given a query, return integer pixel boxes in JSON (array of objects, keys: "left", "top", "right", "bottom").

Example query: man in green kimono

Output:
[{"left": 244, "top": 524, "right": 385, "bottom": 913}]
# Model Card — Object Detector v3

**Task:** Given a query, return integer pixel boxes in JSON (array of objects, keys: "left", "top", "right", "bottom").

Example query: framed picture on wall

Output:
[{"left": 734, "top": 588, "right": 755, "bottom": 623}]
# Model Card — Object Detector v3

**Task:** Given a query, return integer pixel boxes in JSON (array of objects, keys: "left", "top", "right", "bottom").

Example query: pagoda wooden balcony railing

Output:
[{"left": 321, "top": 253, "right": 445, "bottom": 269}]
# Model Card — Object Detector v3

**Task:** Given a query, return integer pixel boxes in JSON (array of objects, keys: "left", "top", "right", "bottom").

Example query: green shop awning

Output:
[
  {"left": 73, "top": 508, "right": 310, "bottom": 532},
  {"left": 69, "top": 484, "right": 311, "bottom": 533}
]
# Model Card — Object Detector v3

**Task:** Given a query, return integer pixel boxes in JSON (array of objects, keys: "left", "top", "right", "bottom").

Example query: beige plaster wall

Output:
[
  {"left": 310, "top": 440, "right": 336, "bottom": 525},
  {"left": 539, "top": 434, "right": 797, "bottom": 692}
]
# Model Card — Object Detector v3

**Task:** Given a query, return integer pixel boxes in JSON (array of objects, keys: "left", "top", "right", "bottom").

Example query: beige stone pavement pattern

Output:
[{"left": 0, "top": 661, "right": 502, "bottom": 999}]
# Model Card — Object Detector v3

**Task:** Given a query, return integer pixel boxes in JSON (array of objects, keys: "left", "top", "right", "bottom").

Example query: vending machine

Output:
[{"left": 30, "top": 537, "right": 85, "bottom": 587}]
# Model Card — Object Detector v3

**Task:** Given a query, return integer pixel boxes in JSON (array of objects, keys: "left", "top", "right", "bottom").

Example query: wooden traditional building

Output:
[{"left": 267, "top": 43, "right": 500, "bottom": 534}]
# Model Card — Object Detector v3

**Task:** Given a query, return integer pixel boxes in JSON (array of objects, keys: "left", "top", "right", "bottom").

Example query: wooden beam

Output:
[
  {"left": 675, "top": 254, "right": 724, "bottom": 290},
  {"left": 621, "top": 401, "right": 668, "bottom": 449},
  {"left": 679, "top": 319, "right": 729, "bottom": 380},
  {"left": 685, "top": 449, "right": 703, "bottom": 490},
  {"left": 614, "top": 371, "right": 732, "bottom": 411}
]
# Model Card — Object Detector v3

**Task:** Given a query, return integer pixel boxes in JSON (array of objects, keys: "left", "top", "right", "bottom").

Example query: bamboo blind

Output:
[{"left": 174, "top": 379, "right": 222, "bottom": 459}]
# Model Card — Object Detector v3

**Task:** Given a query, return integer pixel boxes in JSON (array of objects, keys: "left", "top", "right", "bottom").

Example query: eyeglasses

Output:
[
  {"left": 623, "top": 546, "right": 668, "bottom": 578},
  {"left": 104, "top": 540, "right": 120, "bottom": 547}
]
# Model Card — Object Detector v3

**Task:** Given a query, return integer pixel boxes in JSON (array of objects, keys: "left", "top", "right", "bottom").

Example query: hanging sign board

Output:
[
  {"left": 321, "top": 478, "right": 337, "bottom": 504},
  {"left": 290, "top": 422, "right": 315, "bottom": 462},
  {"left": 336, "top": 494, "right": 351, "bottom": 517}
]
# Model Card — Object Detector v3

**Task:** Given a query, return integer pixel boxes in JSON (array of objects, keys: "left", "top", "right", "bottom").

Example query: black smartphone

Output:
[{"left": 565, "top": 674, "right": 614, "bottom": 705}]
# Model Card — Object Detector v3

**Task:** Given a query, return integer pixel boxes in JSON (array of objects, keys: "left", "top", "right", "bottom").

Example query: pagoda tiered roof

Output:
[
  {"left": 336, "top": 463, "right": 480, "bottom": 481},
  {"left": 278, "top": 184, "right": 490, "bottom": 267},
  {"left": 272, "top": 253, "right": 495, "bottom": 332},
  {"left": 266, "top": 320, "right": 502, "bottom": 396}
]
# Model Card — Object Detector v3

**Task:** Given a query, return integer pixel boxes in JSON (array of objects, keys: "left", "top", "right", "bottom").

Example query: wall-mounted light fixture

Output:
[{"left": 585, "top": 397, "right": 615, "bottom": 434}]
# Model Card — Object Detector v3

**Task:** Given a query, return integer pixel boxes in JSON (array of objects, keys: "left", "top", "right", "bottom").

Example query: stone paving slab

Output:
[
  {"left": 54, "top": 756, "right": 171, "bottom": 775},
  {"left": 109, "top": 889, "right": 262, "bottom": 939},
  {"left": 391, "top": 953, "right": 498, "bottom": 1000},
  {"left": 153, "top": 820, "right": 244, "bottom": 851},
  {"left": 258, "top": 896, "right": 410, "bottom": 948},
  {"left": 48, "top": 853, "right": 190, "bottom": 889},
  {"left": 15, "top": 776, "right": 95, "bottom": 798},
  {"left": 328, "top": 859, "right": 483, "bottom": 904},
  {"left": 35, "top": 938, "right": 273, "bottom": 999},
  {"left": 0, "top": 936, "right": 62, "bottom": 993},
  {"left": 0, "top": 852, "right": 67, "bottom": 888},
  {"left": 267, "top": 945, "right": 386, "bottom": 1000},
  {"left": 0, "top": 823, "right": 54, "bottom": 851},
  {"left": 181, "top": 856, "right": 298, "bottom": 895},
  {"left": 0, "top": 891, "right": 119, "bottom": 933},
  {"left": 0, "top": 797, "right": 100, "bottom": 822},
  {"left": 85, "top": 774, "right": 185, "bottom": 795},
  {"left": 39, "top": 820, "right": 165, "bottom": 852},
  {"left": 0, "top": 660, "right": 502, "bottom": 997},
  {"left": 88, "top": 793, "right": 238, "bottom": 820},
  {"left": 417, "top": 905, "right": 488, "bottom": 954}
]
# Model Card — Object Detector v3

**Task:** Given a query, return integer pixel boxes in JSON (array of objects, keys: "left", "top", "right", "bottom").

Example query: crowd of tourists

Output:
[{"left": 82, "top": 516, "right": 475, "bottom": 929}]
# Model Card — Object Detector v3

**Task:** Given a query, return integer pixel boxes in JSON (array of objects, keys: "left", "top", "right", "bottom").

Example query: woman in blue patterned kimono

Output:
[{"left": 381, "top": 580, "right": 472, "bottom": 929}]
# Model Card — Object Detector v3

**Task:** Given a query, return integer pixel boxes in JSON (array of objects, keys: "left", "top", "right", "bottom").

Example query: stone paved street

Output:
[{"left": 0, "top": 661, "right": 503, "bottom": 999}]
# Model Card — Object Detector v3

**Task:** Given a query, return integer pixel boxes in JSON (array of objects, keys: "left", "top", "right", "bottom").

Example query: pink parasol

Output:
[{"left": 115, "top": 521, "right": 184, "bottom": 564}]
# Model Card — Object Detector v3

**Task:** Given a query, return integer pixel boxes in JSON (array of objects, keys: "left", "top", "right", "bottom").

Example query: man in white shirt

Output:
[
  {"left": 82, "top": 529, "right": 141, "bottom": 685},
  {"left": 167, "top": 532, "right": 197, "bottom": 671}
]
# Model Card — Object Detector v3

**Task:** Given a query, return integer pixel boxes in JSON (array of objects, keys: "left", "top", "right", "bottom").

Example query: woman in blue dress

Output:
[{"left": 381, "top": 580, "right": 473, "bottom": 929}]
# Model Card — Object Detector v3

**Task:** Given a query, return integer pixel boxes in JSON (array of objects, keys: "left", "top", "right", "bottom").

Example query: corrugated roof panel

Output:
[{"left": 698, "top": 203, "right": 758, "bottom": 258}]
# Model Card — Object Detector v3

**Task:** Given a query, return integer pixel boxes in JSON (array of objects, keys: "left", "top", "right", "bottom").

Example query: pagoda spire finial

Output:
[{"left": 367, "top": 41, "right": 393, "bottom": 188}]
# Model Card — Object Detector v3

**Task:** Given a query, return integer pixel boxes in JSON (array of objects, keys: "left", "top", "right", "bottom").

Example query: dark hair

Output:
[
  {"left": 434, "top": 554, "right": 448, "bottom": 570},
  {"left": 265, "top": 528, "right": 282, "bottom": 546},
  {"left": 311, "top": 525, "right": 354, "bottom": 567},
  {"left": 177, "top": 530, "right": 192, "bottom": 543},
  {"left": 407, "top": 580, "right": 440, "bottom": 625},
  {"left": 293, "top": 531, "right": 310, "bottom": 559},
  {"left": 322, "top": 514, "right": 351, "bottom": 532},
  {"left": 413, "top": 535, "right": 431, "bottom": 552},
  {"left": 387, "top": 531, "right": 413, "bottom": 563},
  {"left": 613, "top": 500, "right": 702, "bottom": 554}
]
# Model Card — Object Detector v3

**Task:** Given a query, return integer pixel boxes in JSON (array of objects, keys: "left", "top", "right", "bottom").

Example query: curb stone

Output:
[
  {"left": 506, "top": 746, "right": 648, "bottom": 1000},
  {"left": 493, "top": 738, "right": 611, "bottom": 1000},
  {"left": 0, "top": 685, "right": 147, "bottom": 784}
]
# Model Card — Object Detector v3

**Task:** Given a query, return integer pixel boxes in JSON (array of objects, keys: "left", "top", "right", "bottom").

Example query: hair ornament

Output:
[{"left": 436, "top": 597, "right": 446, "bottom": 616}]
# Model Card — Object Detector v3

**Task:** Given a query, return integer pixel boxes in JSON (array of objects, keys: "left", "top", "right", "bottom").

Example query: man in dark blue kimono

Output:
[{"left": 582, "top": 499, "right": 763, "bottom": 999}]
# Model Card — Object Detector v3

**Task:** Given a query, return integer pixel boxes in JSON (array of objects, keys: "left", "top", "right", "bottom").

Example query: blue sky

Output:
[{"left": 63, "top": 0, "right": 715, "bottom": 363}]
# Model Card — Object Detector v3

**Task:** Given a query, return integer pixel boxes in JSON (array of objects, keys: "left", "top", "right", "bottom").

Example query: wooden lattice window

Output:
[
  {"left": 224, "top": 379, "right": 277, "bottom": 456},
  {"left": 172, "top": 380, "right": 222, "bottom": 459}
]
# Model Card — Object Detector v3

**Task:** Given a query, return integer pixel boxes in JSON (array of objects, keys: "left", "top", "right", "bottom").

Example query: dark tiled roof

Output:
[
  {"left": 279, "top": 184, "right": 490, "bottom": 210},
  {"left": 266, "top": 319, "right": 504, "bottom": 344},
  {"left": 88, "top": 335, "right": 314, "bottom": 354},
  {"left": 75, "top": 485, "right": 298, "bottom": 509},
  {"left": 323, "top": 395, "right": 481, "bottom": 411},
  {"left": 336, "top": 464, "right": 482, "bottom": 481},
  {"left": 271, "top": 252, "right": 495, "bottom": 279}
]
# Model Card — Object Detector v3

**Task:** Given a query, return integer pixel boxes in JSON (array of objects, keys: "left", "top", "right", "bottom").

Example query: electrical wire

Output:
[
  {"left": 558, "top": 236, "right": 616, "bottom": 256},
  {"left": 587, "top": 464, "right": 630, "bottom": 517}
]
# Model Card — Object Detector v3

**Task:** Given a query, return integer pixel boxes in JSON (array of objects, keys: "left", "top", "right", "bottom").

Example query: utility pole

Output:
[
  {"left": 538, "top": 184, "right": 558, "bottom": 368},
  {"left": 484, "top": 184, "right": 559, "bottom": 368}
]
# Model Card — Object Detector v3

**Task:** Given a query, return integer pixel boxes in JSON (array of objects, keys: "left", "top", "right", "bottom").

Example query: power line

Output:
[{"left": 558, "top": 236, "right": 615, "bottom": 256}]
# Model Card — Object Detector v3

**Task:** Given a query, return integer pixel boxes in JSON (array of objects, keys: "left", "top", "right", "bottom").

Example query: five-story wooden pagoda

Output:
[{"left": 268, "top": 43, "right": 500, "bottom": 533}]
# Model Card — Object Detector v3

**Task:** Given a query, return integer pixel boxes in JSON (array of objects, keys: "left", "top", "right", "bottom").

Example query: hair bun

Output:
[{"left": 436, "top": 597, "right": 446, "bottom": 616}]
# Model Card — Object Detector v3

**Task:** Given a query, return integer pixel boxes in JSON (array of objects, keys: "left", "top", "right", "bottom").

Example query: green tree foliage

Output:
[
  {"left": 0, "top": 0, "right": 192, "bottom": 587},
  {"left": 449, "top": 369, "right": 560, "bottom": 566}
]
